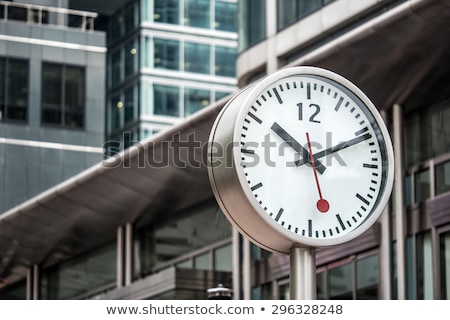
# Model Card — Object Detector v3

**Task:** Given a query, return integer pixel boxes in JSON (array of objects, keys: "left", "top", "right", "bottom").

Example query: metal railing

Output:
[{"left": 0, "top": 1, "right": 98, "bottom": 31}]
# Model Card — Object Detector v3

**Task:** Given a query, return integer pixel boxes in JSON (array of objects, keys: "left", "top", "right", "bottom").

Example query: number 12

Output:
[{"left": 297, "top": 102, "right": 321, "bottom": 123}]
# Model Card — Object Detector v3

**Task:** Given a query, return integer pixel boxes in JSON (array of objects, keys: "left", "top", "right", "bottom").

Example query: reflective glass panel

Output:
[
  {"left": 154, "top": 38, "right": 180, "bottom": 70},
  {"left": 356, "top": 255, "right": 379, "bottom": 299},
  {"left": 329, "top": 263, "right": 352, "bottom": 299},
  {"left": 42, "top": 63, "right": 62, "bottom": 125},
  {"left": 214, "top": 244, "right": 232, "bottom": 272},
  {"left": 153, "top": 84, "right": 180, "bottom": 117},
  {"left": 415, "top": 169, "right": 430, "bottom": 203},
  {"left": 214, "top": 0, "right": 236, "bottom": 32},
  {"left": 436, "top": 160, "right": 450, "bottom": 196},
  {"left": 215, "top": 46, "right": 237, "bottom": 77},
  {"left": 417, "top": 232, "right": 434, "bottom": 299},
  {"left": 7, "top": 59, "right": 28, "bottom": 121},
  {"left": 184, "top": 0, "right": 210, "bottom": 29},
  {"left": 184, "top": 88, "right": 210, "bottom": 116},
  {"left": 154, "top": 0, "right": 179, "bottom": 24},
  {"left": 184, "top": 42, "right": 210, "bottom": 74},
  {"left": 441, "top": 231, "right": 450, "bottom": 299},
  {"left": 64, "top": 66, "right": 84, "bottom": 128}
]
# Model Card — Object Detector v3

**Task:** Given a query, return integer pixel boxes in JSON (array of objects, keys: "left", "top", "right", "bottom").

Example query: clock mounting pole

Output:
[{"left": 290, "top": 246, "right": 316, "bottom": 300}]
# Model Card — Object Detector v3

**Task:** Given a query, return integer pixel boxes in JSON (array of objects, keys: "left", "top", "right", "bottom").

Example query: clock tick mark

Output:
[
  {"left": 275, "top": 208, "right": 284, "bottom": 222},
  {"left": 335, "top": 96, "right": 344, "bottom": 111},
  {"left": 273, "top": 87, "right": 283, "bottom": 104},
  {"left": 356, "top": 193, "right": 370, "bottom": 206},
  {"left": 248, "top": 112, "right": 262, "bottom": 124},
  {"left": 307, "top": 83, "right": 311, "bottom": 99},
  {"left": 251, "top": 182, "right": 263, "bottom": 191}
]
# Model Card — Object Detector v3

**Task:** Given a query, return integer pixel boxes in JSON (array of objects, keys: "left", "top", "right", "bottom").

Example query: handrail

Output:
[{"left": 0, "top": 0, "right": 98, "bottom": 31}]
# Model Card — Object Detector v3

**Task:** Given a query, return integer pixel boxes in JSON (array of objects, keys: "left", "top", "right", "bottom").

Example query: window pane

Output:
[
  {"left": 214, "top": 244, "right": 232, "bottom": 272},
  {"left": 111, "top": 95, "right": 122, "bottom": 131},
  {"left": 215, "top": 46, "right": 236, "bottom": 77},
  {"left": 316, "top": 271, "right": 327, "bottom": 299},
  {"left": 184, "top": 42, "right": 210, "bottom": 74},
  {"left": 154, "top": 38, "right": 180, "bottom": 70},
  {"left": 417, "top": 232, "right": 434, "bottom": 299},
  {"left": 277, "top": 0, "right": 298, "bottom": 30},
  {"left": 405, "top": 174, "right": 413, "bottom": 206},
  {"left": 124, "top": 87, "right": 135, "bottom": 124},
  {"left": 415, "top": 169, "right": 430, "bottom": 203},
  {"left": 406, "top": 236, "right": 415, "bottom": 299},
  {"left": 239, "top": 0, "right": 266, "bottom": 51},
  {"left": 441, "top": 231, "right": 450, "bottom": 299},
  {"left": 436, "top": 160, "right": 450, "bottom": 196},
  {"left": 40, "top": 242, "right": 116, "bottom": 299},
  {"left": 215, "top": 1, "right": 236, "bottom": 32},
  {"left": 6, "top": 59, "right": 28, "bottom": 121},
  {"left": 184, "top": 88, "right": 210, "bottom": 116},
  {"left": 111, "top": 50, "right": 121, "bottom": 86},
  {"left": 329, "top": 263, "right": 353, "bottom": 299},
  {"left": 0, "top": 59, "right": 4, "bottom": 120},
  {"left": 125, "top": 40, "right": 138, "bottom": 77},
  {"left": 154, "top": 84, "right": 180, "bottom": 117},
  {"left": 42, "top": 64, "right": 62, "bottom": 125},
  {"left": 184, "top": 0, "right": 210, "bottom": 29},
  {"left": 405, "top": 100, "right": 450, "bottom": 167},
  {"left": 356, "top": 255, "right": 379, "bottom": 299},
  {"left": 64, "top": 66, "right": 84, "bottom": 128},
  {"left": 194, "top": 252, "right": 210, "bottom": 270},
  {"left": 124, "top": 4, "right": 136, "bottom": 34},
  {"left": 154, "top": 0, "right": 179, "bottom": 24}
]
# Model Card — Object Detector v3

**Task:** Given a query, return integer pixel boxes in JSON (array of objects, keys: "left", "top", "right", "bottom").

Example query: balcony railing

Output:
[{"left": 0, "top": 1, "right": 98, "bottom": 31}]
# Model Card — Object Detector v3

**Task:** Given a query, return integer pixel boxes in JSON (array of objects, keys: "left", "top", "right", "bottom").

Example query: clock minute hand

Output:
[
  {"left": 271, "top": 122, "right": 326, "bottom": 174},
  {"left": 295, "top": 133, "right": 372, "bottom": 167}
]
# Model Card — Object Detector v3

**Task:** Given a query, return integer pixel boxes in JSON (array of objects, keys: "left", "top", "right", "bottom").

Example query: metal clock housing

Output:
[{"left": 208, "top": 66, "right": 394, "bottom": 253}]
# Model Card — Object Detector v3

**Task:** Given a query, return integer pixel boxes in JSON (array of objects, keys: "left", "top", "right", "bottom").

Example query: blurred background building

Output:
[{"left": 0, "top": 0, "right": 450, "bottom": 300}]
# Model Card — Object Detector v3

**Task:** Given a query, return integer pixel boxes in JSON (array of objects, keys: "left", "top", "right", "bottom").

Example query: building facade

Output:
[
  {"left": 0, "top": 0, "right": 106, "bottom": 214},
  {"left": 102, "top": 0, "right": 238, "bottom": 151},
  {"left": 1, "top": 0, "right": 450, "bottom": 300}
]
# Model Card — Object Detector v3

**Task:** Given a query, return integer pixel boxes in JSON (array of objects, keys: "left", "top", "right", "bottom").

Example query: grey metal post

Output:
[{"left": 290, "top": 247, "right": 316, "bottom": 300}]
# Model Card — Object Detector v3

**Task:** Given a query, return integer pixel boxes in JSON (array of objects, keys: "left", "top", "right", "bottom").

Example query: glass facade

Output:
[
  {"left": 107, "top": 0, "right": 237, "bottom": 149},
  {"left": 238, "top": 0, "right": 266, "bottom": 52},
  {"left": 0, "top": 58, "right": 28, "bottom": 122}
]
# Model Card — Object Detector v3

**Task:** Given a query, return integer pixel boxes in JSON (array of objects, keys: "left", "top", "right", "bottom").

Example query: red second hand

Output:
[{"left": 306, "top": 132, "right": 330, "bottom": 213}]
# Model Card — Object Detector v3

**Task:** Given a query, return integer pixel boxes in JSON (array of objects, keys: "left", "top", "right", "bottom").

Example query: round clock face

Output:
[{"left": 233, "top": 67, "right": 394, "bottom": 248}]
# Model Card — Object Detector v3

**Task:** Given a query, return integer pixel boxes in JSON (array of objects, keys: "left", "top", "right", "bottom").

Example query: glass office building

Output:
[
  {"left": 104, "top": 0, "right": 237, "bottom": 150},
  {"left": 1, "top": 0, "right": 450, "bottom": 300},
  {"left": 0, "top": 0, "right": 106, "bottom": 214}
]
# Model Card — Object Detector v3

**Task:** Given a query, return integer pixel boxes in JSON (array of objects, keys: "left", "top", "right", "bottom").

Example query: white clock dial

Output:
[{"left": 208, "top": 67, "right": 394, "bottom": 252}]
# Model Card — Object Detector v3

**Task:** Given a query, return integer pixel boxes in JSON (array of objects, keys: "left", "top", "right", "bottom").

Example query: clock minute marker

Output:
[
  {"left": 336, "top": 214, "right": 346, "bottom": 231},
  {"left": 251, "top": 182, "right": 263, "bottom": 191},
  {"left": 273, "top": 87, "right": 283, "bottom": 104},
  {"left": 248, "top": 112, "right": 262, "bottom": 124},
  {"left": 356, "top": 193, "right": 370, "bottom": 206},
  {"left": 275, "top": 208, "right": 284, "bottom": 222}
]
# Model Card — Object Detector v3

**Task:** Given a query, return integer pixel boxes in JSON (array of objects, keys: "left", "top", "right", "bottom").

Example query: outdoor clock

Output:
[{"left": 208, "top": 66, "right": 394, "bottom": 254}]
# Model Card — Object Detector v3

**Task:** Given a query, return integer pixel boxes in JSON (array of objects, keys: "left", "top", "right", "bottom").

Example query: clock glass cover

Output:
[{"left": 235, "top": 67, "right": 394, "bottom": 247}]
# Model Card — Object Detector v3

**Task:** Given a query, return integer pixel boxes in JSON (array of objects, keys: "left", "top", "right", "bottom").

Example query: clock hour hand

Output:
[
  {"left": 295, "top": 133, "right": 372, "bottom": 167},
  {"left": 271, "top": 122, "right": 326, "bottom": 174}
]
